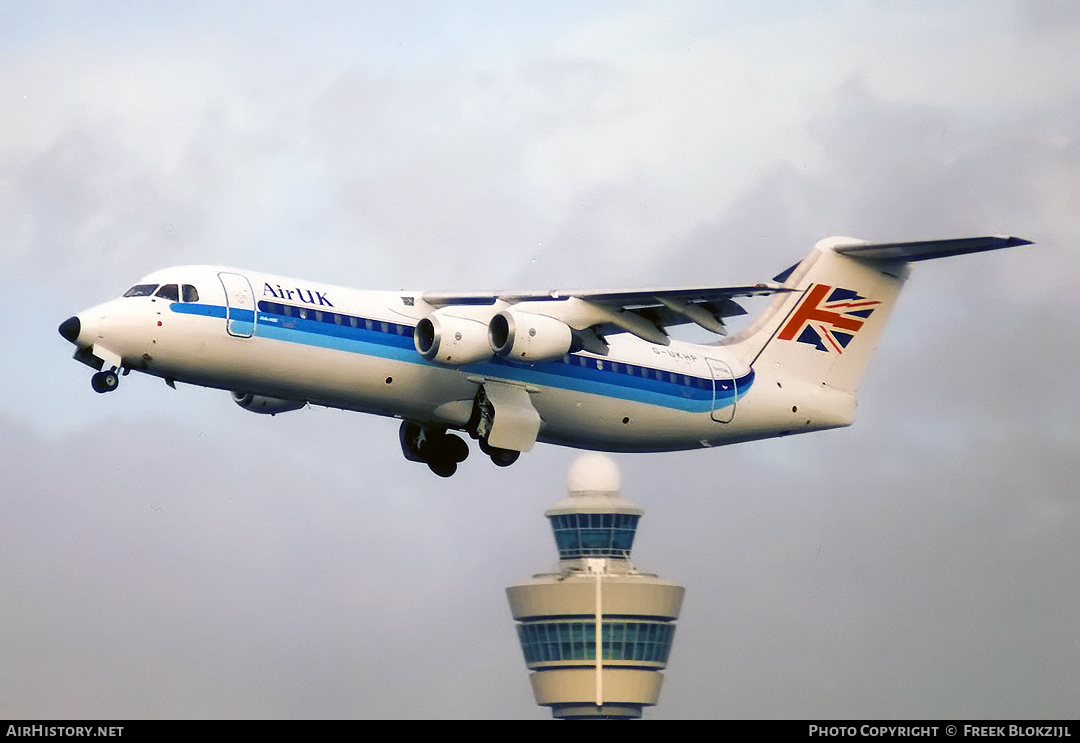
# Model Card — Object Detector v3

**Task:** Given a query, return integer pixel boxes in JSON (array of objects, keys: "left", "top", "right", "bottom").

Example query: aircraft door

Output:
[
  {"left": 706, "top": 357, "right": 737, "bottom": 423},
  {"left": 218, "top": 272, "right": 256, "bottom": 338}
]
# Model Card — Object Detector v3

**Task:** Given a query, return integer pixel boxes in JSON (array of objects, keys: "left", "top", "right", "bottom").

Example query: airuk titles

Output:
[{"left": 263, "top": 283, "right": 334, "bottom": 308}]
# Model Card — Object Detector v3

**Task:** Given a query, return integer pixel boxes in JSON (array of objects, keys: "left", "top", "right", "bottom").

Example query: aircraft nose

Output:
[{"left": 58, "top": 316, "right": 81, "bottom": 343}]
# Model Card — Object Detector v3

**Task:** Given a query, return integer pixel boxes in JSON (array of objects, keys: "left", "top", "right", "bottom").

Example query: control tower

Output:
[{"left": 506, "top": 454, "right": 684, "bottom": 719}]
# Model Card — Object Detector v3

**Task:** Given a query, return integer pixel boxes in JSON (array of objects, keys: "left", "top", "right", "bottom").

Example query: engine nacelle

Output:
[
  {"left": 232, "top": 391, "right": 306, "bottom": 415},
  {"left": 489, "top": 309, "right": 573, "bottom": 363},
  {"left": 414, "top": 309, "right": 494, "bottom": 366}
]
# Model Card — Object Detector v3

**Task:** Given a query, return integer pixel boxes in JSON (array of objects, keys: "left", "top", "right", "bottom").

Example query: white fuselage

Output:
[
  {"left": 63, "top": 236, "right": 1027, "bottom": 472},
  {"left": 64, "top": 265, "right": 853, "bottom": 456}
]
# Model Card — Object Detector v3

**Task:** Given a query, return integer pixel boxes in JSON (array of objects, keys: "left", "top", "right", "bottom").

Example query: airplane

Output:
[{"left": 58, "top": 235, "right": 1029, "bottom": 476}]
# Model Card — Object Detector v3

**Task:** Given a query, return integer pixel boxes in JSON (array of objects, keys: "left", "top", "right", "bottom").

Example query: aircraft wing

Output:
[
  {"left": 419, "top": 236, "right": 1029, "bottom": 348},
  {"left": 421, "top": 282, "right": 792, "bottom": 346}
]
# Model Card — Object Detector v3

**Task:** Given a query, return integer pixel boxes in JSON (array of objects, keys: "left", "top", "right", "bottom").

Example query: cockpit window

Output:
[
  {"left": 154, "top": 284, "right": 179, "bottom": 301},
  {"left": 123, "top": 284, "right": 158, "bottom": 298},
  {"left": 182, "top": 284, "right": 200, "bottom": 302}
]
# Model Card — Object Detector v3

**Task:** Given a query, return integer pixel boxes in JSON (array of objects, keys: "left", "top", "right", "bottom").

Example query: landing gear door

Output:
[
  {"left": 218, "top": 272, "right": 256, "bottom": 338},
  {"left": 706, "top": 357, "right": 737, "bottom": 424},
  {"left": 480, "top": 381, "right": 541, "bottom": 452}
]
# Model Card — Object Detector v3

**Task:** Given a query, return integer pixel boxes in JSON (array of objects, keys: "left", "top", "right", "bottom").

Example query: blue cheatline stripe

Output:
[
  {"left": 173, "top": 303, "right": 227, "bottom": 320},
  {"left": 169, "top": 301, "right": 753, "bottom": 412}
]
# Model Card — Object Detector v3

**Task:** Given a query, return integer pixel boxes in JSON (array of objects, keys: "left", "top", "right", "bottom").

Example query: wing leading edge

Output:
[{"left": 421, "top": 282, "right": 792, "bottom": 347}]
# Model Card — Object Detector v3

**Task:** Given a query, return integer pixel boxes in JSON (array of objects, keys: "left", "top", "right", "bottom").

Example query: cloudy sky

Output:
[{"left": 2, "top": 0, "right": 1078, "bottom": 719}]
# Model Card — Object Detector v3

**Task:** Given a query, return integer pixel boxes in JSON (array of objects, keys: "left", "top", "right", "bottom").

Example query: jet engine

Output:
[
  {"left": 414, "top": 309, "right": 494, "bottom": 366},
  {"left": 232, "top": 391, "right": 306, "bottom": 415},
  {"left": 488, "top": 309, "right": 573, "bottom": 363}
]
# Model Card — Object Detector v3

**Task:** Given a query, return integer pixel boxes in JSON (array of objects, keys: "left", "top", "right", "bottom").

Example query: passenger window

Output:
[
  {"left": 123, "top": 284, "right": 158, "bottom": 298},
  {"left": 154, "top": 284, "right": 179, "bottom": 301},
  {"left": 182, "top": 285, "right": 200, "bottom": 302}
]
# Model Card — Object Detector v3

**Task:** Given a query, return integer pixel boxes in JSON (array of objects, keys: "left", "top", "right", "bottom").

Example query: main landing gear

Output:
[
  {"left": 91, "top": 369, "right": 119, "bottom": 394},
  {"left": 399, "top": 422, "right": 471, "bottom": 478},
  {"left": 398, "top": 420, "right": 522, "bottom": 477},
  {"left": 479, "top": 437, "right": 520, "bottom": 467}
]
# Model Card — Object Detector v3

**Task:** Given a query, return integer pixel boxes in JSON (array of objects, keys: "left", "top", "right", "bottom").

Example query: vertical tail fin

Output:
[{"left": 725, "top": 235, "right": 1029, "bottom": 396}]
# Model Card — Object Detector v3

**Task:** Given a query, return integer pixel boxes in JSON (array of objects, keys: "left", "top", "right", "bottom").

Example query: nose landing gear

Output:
[{"left": 91, "top": 369, "right": 119, "bottom": 394}]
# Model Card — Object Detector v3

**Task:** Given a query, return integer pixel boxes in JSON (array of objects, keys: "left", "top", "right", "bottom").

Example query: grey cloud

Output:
[{"left": 0, "top": 408, "right": 554, "bottom": 718}]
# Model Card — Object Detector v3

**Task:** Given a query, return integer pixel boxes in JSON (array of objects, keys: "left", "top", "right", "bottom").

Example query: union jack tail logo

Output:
[{"left": 777, "top": 284, "right": 881, "bottom": 353}]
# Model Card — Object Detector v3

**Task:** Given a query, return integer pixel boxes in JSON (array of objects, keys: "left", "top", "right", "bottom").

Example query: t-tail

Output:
[{"left": 722, "top": 235, "right": 1031, "bottom": 434}]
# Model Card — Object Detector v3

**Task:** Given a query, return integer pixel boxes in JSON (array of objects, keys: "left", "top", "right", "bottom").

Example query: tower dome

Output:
[{"left": 545, "top": 453, "right": 643, "bottom": 561}]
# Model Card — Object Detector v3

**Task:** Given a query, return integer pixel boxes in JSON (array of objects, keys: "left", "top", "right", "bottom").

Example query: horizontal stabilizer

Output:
[{"left": 830, "top": 235, "right": 1032, "bottom": 262}]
